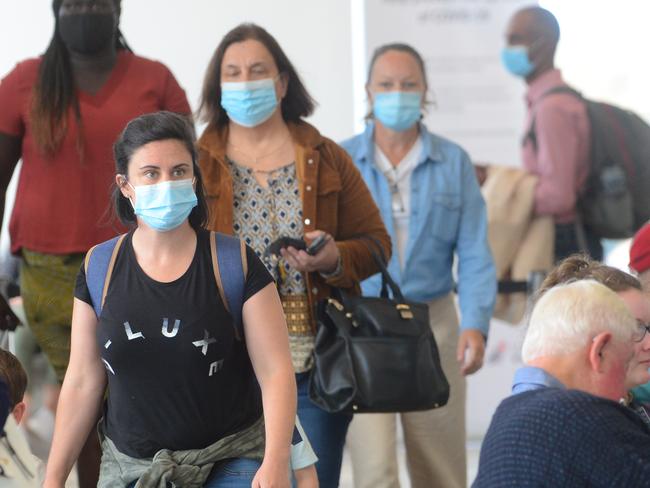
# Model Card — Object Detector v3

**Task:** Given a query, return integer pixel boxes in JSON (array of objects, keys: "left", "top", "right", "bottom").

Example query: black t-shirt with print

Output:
[{"left": 75, "top": 228, "right": 273, "bottom": 458}]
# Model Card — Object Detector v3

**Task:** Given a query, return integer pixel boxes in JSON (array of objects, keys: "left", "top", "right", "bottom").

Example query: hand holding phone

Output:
[
  {"left": 278, "top": 231, "right": 339, "bottom": 274},
  {"left": 264, "top": 237, "right": 306, "bottom": 258},
  {"left": 306, "top": 234, "right": 328, "bottom": 255}
]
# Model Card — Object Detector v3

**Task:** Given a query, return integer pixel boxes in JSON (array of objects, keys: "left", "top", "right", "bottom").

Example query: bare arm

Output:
[
  {"left": 43, "top": 298, "right": 107, "bottom": 488},
  {"left": 295, "top": 465, "right": 319, "bottom": 488},
  {"left": 243, "top": 283, "right": 296, "bottom": 488}
]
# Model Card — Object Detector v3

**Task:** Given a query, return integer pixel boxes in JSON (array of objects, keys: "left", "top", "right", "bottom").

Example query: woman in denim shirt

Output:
[{"left": 340, "top": 43, "right": 496, "bottom": 488}]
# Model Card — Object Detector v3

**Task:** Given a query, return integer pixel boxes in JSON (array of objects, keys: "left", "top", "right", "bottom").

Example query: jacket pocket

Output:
[
  {"left": 317, "top": 172, "right": 343, "bottom": 196},
  {"left": 315, "top": 168, "right": 342, "bottom": 233},
  {"left": 428, "top": 192, "right": 461, "bottom": 244}
]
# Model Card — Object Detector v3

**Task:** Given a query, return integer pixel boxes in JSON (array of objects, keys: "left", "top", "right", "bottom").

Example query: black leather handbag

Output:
[{"left": 308, "top": 246, "right": 450, "bottom": 414}]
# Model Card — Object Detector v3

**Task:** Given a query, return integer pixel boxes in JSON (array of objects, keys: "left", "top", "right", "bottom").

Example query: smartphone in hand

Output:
[
  {"left": 306, "top": 234, "right": 328, "bottom": 256},
  {"left": 264, "top": 237, "right": 306, "bottom": 258}
]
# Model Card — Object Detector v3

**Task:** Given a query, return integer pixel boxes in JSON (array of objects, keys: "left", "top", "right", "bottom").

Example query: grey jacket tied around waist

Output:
[{"left": 98, "top": 416, "right": 265, "bottom": 488}]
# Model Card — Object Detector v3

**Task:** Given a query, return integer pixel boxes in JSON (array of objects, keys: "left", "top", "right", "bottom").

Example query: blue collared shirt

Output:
[
  {"left": 340, "top": 122, "right": 496, "bottom": 335},
  {"left": 511, "top": 366, "right": 566, "bottom": 395}
]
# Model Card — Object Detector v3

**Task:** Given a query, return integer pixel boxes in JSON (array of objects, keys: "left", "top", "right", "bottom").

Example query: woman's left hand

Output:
[
  {"left": 251, "top": 459, "right": 290, "bottom": 488},
  {"left": 280, "top": 230, "right": 340, "bottom": 274}
]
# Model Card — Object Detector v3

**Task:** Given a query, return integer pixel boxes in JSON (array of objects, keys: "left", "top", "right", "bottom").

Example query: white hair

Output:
[{"left": 522, "top": 280, "right": 636, "bottom": 363}]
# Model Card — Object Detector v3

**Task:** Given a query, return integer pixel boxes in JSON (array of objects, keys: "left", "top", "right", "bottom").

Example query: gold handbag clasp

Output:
[
  {"left": 328, "top": 298, "right": 345, "bottom": 312},
  {"left": 396, "top": 303, "right": 414, "bottom": 320}
]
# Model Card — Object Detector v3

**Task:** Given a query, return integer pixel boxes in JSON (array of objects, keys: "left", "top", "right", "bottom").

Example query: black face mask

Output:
[{"left": 58, "top": 13, "right": 116, "bottom": 55}]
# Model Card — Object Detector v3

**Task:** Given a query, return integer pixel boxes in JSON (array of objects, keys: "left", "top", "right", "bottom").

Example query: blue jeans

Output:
[
  {"left": 126, "top": 458, "right": 261, "bottom": 488},
  {"left": 296, "top": 372, "right": 352, "bottom": 488}
]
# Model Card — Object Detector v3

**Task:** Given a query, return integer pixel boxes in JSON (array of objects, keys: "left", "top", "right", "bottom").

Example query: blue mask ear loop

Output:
[
  {"left": 271, "top": 73, "right": 284, "bottom": 103},
  {"left": 119, "top": 174, "right": 136, "bottom": 209},
  {"left": 527, "top": 37, "right": 543, "bottom": 58}
]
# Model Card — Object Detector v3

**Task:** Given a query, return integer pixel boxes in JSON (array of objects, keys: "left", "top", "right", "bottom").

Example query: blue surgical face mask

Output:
[
  {"left": 129, "top": 178, "right": 198, "bottom": 232},
  {"left": 220, "top": 78, "right": 279, "bottom": 128},
  {"left": 372, "top": 91, "right": 422, "bottom": 132},
  {"left": 501, "top": 45, "right": 535, "bottom": 78}
]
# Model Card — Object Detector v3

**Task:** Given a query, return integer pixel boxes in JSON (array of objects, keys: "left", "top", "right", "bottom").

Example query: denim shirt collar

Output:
[
  {"left": 511, "top": 366, "right": 565, "bottom": 395},
  {"left": 357, "top": 121, "right": 444, "bottom": 169}
]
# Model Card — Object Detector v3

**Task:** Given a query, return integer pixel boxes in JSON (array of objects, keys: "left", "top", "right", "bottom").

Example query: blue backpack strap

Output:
[
  {"left": 84, "top": 234, "right": 127, "bottom": 318},
  {"left": 210, "top": 232, "right": 247, "bottom": 340}
]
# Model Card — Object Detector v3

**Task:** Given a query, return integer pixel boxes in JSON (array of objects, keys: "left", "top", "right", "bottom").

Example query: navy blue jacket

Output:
[{"left": 474, "top": 388, "right": 650, "bottom": 487}]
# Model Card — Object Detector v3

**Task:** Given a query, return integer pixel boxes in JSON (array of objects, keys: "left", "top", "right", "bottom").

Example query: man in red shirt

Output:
[{"left": 502, "top": 6, "right": 602, "bottom": 261}]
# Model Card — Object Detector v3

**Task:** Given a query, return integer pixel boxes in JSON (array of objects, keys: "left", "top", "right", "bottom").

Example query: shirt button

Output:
[
  {"left": 308, "top": 159, "right": 314, "bottom": 165},
  {"left": 304, "top": 218, "right": 311, "bottom": 225},
  {"left": 306, "top": 185, "right": 312, "bottom": 191},
  {"left": 312, "top": 287, "right": 319, "bottom": 294}
]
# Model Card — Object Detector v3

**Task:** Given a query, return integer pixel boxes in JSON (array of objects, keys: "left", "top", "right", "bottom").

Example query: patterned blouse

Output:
[{"left": 229, "top": 159, "right": 315, "bottom": 373}]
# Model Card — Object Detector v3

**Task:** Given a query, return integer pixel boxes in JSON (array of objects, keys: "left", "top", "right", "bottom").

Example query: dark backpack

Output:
[
  {"left": 527, "top": 86, "right": 650, "bottom": 239},
  {"left": 83, "top": 231, "right": 248, "bottom": 339}
]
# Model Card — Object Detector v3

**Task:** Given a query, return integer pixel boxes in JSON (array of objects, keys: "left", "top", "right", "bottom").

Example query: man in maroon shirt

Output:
[{"left": 502, "top": 6, "right": 602, "bottom": 261}]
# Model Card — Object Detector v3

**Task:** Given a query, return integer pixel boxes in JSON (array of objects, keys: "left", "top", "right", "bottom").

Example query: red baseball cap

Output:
[{"left": 630, "top": 223, "right": 650, "bottom": 274}]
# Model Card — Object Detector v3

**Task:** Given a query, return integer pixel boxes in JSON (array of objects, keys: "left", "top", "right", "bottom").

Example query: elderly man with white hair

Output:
[{"left": 473, "top": 280, "right": 650, "bottom": 487}]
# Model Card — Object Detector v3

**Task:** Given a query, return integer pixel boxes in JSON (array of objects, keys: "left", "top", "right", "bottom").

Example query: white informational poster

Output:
[{"left": 363, "top": 0, "right": 533, "bottom": 166}]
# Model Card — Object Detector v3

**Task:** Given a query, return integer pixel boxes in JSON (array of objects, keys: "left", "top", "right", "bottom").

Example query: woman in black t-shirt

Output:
[{"left": 43, "top": 112, "right": 296, "bottom": 488}]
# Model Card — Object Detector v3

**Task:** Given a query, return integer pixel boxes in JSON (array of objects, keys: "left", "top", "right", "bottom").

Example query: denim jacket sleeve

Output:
[{"left": 456, "top": 151, "right": 497, "bottom": 336}]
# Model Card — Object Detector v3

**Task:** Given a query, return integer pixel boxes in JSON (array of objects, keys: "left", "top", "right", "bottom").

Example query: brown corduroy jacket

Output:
[{"left": 197, "top": 120, "right": 391, "bottom": 326}]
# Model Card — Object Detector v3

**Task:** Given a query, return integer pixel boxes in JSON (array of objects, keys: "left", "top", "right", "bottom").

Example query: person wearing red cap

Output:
[
  {"left": 630, "top": 223, "right": 650, "bottom": 290},
  {"left": 629, "top": 223, "right": 650, "bottom": 405}
]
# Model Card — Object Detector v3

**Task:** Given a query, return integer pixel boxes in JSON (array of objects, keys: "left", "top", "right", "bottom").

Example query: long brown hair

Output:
[
  {"left": 30, "top": 0, "right": 131, "bottom": 158},
  {"left": 198, "top": 23, "right": 316, "bottom": 129}
]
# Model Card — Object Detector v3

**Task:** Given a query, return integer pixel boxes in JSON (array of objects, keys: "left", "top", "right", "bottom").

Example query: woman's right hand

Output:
[{"left": 251, "top": 458, "right": 291, "bottom": 488}]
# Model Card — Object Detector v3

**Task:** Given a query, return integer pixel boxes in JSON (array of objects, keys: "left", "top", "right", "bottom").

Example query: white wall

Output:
[
  {"left": 542, "top": 0, "right": 650, "bottom": 122},
  {"left": 0, "top": 0, "right": 355, "bottom": 142}
]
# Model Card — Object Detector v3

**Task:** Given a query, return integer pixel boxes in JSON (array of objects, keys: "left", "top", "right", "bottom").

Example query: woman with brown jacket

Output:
[{"left": 197, "top": 23, "right": 390, "bottom": 488}]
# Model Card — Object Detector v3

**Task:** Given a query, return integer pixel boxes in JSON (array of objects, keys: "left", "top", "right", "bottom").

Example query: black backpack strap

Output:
[{"left": 523, "top": 86, "right": 584, "bottom": 152}]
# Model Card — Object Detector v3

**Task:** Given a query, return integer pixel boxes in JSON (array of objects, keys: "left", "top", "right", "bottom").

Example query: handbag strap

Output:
[
  {"left": 355, "top": 235, "right": 406, "bottom": 303},
  {"left": 358, "top": 234, "right": 388, "bottom": 264}
]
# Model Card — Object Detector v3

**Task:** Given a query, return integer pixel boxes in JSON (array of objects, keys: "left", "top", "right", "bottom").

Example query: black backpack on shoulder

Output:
[{"left": 527, "top": 87, "right": 650, "bottom": 239}]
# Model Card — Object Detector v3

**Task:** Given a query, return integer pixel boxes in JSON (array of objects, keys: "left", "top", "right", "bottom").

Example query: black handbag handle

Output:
[{"left": 356, "top": 235, "right": 407, "bottom": 303}]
